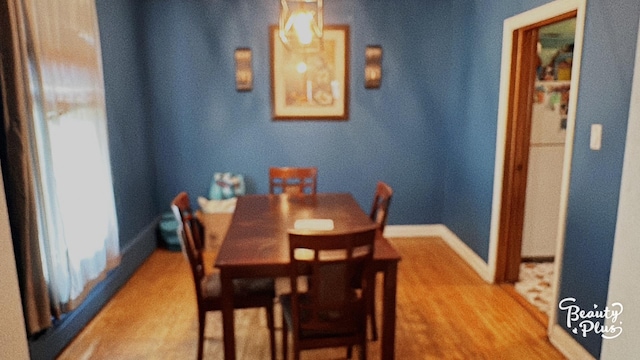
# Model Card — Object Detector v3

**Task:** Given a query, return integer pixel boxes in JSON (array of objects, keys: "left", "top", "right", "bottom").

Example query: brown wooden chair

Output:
[
  {"left": 370, "top": 181, "right": 393, "bottom": 233},
  {"left": 280, "top": 225, "right": 378, "bottom": 360},
  {"left": 171, "top": 192, "right": 276, "bottom": 360},
  {"left": 366, "top": 181, "right": 393, "bottom": 341},
  {"left": 269, "top": 167, "right": 318, "bottom": 195}
]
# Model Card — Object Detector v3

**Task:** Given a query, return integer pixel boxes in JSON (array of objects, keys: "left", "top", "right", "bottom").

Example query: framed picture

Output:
[{"left": 270, "top": 25, "right": 349, "bottom": 120}]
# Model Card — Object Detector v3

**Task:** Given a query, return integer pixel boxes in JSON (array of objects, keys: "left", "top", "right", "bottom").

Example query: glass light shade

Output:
[{"left": 279, "top": 0, "right": 323, "bottom": 52}]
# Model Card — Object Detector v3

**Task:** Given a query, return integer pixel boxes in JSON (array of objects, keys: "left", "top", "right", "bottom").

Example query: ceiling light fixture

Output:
[{"left": 279, "top": 0, "right": 323, "bottom": 53}]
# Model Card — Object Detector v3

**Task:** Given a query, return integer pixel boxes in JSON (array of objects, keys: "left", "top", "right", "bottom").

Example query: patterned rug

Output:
[{"left": 514, "top": 262, "right": 554, "bottom": 315}]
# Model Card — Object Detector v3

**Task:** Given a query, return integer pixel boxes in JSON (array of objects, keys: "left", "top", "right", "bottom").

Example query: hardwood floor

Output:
[{"left": 57, "top": 237, "right": 565, "bottom": 359}]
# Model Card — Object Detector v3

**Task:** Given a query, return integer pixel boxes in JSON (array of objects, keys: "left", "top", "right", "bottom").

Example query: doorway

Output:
[
  {"left": 513, "top": 17, "right": 576, "bottom": 321},
  {"left": 487, "top": 0, "right": 587, "bottom": 329}
]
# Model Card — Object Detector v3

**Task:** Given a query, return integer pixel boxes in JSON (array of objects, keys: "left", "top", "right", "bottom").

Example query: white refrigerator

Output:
[{"left": 521, "top": 80, "right": 570, "bottom": 258}]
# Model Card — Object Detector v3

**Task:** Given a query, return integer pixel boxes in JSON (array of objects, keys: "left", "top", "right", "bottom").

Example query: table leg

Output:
[
  {"left": 221, "top": 271, "right": 236, "bottom": 360},
  {"left": 381, "top": 262, "right": 398, "bottom": 360}
]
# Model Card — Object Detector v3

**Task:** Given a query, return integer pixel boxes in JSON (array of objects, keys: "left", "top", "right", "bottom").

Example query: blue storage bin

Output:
[{"left": 159, "top": 212, "right": 181, "bottom": 251}]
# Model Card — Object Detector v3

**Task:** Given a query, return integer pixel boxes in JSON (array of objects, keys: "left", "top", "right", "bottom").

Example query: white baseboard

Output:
[
  {"left": 549, "top": 324, "right": 596, "bottom": 360},
  {"left": 384, "top": 224, "right": 492, "bottom": 283},
  {"left": 438, "top": 226, "right": 493, "bottom": 283},
  {"left": 382, "top": 224, "right": 443, "bottom": 238}
]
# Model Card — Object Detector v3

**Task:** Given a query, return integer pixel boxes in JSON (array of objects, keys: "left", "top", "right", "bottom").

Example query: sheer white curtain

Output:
[{"left": 23, "top": 0, "right": 120, "bottom": 314}]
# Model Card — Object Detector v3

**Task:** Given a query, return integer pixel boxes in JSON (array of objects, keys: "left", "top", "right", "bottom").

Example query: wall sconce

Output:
[
  {"left": 279, "top": 0, "right": 323, "bottom": 53},
  {"left": 365, "top": 45, "right": 382, "bottom": 89},
  {"left": 235, "top": 48, "right": 252, "bottom": 91}
]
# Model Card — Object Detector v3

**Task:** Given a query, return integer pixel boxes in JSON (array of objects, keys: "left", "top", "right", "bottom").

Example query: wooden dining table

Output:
[{"left": 215, "top": 193, "right": 401, "bottom": 360}]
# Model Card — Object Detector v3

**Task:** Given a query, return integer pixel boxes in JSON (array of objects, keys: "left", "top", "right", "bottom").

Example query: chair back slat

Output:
[
  {"left": 269, "top": 167, "right": 318, "bottom": 195},
  {"left": 370, "top": 181, "right": 393, "bottom": 232}
]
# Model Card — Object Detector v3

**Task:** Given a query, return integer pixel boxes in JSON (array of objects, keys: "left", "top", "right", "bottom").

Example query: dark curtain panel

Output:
[{"left": 0, "top": 0, "right": 52, "bottom": 335}]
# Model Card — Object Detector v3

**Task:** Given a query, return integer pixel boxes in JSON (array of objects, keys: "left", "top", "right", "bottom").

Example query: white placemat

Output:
[{"left": 293, "top": 219, "right": 334, "bottom": 230}]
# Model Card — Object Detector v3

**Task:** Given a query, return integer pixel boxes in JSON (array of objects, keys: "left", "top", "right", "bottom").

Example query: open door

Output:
[
  {"left": 488, "top": 0, "right": 587, "bottom": 327},
  {"left": 496, "top": 11, "right": 577, "bottom": 283}
]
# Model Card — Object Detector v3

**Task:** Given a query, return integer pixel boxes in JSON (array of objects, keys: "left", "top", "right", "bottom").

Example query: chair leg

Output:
[
  {"left": 360, "top": 341, "right": 367, "bottom": 360},
  {"left": 290, "top": 323, "right": 300, "bottom": 360},
  {"left": 369, "top": 285, "right": 378, "bottom": 341},
  {"left": 369, "top": 305, "right": 378, "bottom": 341},
  {"left": 266, "top": 304, "right": 276, "bottom": 360},
  {"left": 358, "top": 331, "right": 368, "bottom": 360},
  {"left": 282, "top": 312, "right": 288, "bottom": 360},
  {"left": 197, "top": 311, "right": 206, "bottom": 360},
  {"left": 347, "top": 346, "right": 353, "bottom": 359}
]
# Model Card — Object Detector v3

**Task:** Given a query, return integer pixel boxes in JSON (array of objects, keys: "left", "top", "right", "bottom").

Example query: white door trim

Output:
[{"left": 486, "top": 0, "right": 588, "bottom": 343}]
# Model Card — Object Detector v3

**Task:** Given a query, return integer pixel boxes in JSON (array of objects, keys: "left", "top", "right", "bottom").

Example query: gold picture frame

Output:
[{"left": 270, "top": 25, "right": 349, "bottom": 120}]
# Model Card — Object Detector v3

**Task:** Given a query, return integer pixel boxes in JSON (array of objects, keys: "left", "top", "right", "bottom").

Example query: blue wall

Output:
[
  {"left": 442, "top": 0, "right": 554, "bottom": 267},
  {"left": 99, "top": 0, "right": 158, "bottom": 244},
  {"left": 558, "top": 1, "right": 639, "bottom": 356},
  {"left": 140, "top": 0, "right": 449, "bottom": 224}
]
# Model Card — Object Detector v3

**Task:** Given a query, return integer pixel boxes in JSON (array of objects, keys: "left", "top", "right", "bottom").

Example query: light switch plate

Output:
[{"left": 590, "top": 124, "right": 602, "bottom": 150}]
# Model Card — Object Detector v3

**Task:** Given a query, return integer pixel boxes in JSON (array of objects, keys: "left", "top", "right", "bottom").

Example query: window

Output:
[{"left": 25, "top": 0, "right": 120, "bottom": 315}]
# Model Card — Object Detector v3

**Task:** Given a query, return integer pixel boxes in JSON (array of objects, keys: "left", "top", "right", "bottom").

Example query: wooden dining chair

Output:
[
  {"left": 370, "top": 181, "right": 394, "bottom": 233},
  {"left": 280, "top": 226, "right": 378, "bottom": 360},
  {"left": 171, "top": 192, "right": 277, "bottom": 360},
  {"left": 363, "top": 181, "right": 393, "bottom": 341},
  {"left": 269, "top": 167, "right": 318, "bottom": 195}
]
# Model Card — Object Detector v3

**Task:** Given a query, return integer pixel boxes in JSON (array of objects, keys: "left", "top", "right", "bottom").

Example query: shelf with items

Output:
[
  {"left": 533, "top": 81, "right": 571, "bottom": 117},
  {"left": 532, "top": 80, "right": 571, "bottom": 144}
]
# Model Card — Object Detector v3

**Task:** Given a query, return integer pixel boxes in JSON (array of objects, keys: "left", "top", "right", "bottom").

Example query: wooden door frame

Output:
[
  {"left": 487, "top": 0, "right": 587, "bottom": 294},
  {"left": 499, "top": 12, "right": 578, "bottom": 283}
]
